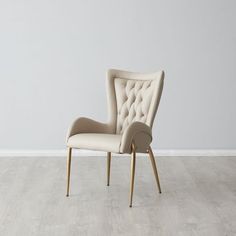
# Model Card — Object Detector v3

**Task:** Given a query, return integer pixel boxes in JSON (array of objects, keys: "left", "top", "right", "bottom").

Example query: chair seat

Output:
[{"left": 67, "top": 133, "right": 122, "bottom": 153}]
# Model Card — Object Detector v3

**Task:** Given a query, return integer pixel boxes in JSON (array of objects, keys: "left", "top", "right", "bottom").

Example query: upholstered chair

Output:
[{"left": 66, "top": 69, "right": 165, "bottom": 207}]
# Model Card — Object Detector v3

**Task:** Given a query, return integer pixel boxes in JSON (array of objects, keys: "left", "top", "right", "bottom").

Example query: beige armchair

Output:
[{"left": 66, "top": 69, "right": 165, "bottom": 207}]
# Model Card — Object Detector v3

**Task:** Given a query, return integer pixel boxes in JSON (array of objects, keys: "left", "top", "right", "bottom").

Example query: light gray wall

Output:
[{"left": 0, "top": 0, "right": 235, "bottom": 150}]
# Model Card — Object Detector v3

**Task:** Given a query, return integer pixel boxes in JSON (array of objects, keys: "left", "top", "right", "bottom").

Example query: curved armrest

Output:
[
  {"left": 66, "top": 117, "right": 111, "bottom": 142},
  {"left": 120, "top": 122, "right": 152, "bottom": 154}
]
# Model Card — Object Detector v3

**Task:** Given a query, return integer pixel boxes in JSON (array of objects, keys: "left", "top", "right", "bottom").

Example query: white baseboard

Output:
[{"left": 0, "top": 149, "right": 236, "bottom": 157}]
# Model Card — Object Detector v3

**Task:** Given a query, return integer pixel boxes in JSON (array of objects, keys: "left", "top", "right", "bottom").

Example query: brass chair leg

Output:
[
  {"left": 129, "top": 143, "right": 136, "bottom": 207},
  {"left": 107, "top": 152, "right": 111, "bottom": 186},
  {"left": 66, "top": 147, "right": 72, "bottom": 197},
  {"left": 147, "top": 146, "right": 162, "bottom": 193}
]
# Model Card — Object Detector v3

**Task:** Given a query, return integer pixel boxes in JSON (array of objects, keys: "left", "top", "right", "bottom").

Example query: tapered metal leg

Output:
[
  {"left": 129, "top": 143, "right": 136, "bottom": 207},
  {"left": 66, "top": 147, "right": 72, "bottom": 197},
  {"left": 147, "top": 146, "right": 162, "bottom": 193},
  {"left": 107, "top": 152, "right": 111, "bottom": 186}
]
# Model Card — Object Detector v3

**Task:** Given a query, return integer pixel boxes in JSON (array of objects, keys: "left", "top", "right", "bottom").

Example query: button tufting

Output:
[{"left": 115, "top": 77, "right": 156, "bottom": 134}]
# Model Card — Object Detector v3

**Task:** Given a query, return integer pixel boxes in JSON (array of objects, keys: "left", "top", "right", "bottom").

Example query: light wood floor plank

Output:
[{"left": 0, "top": 156, "right": 236, "bottom": 236}]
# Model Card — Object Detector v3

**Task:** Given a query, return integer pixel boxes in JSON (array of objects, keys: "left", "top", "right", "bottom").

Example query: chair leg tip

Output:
[
  {"left": 129, "top": 205, "right": 132, "bottom": 208},
  {"left": 107, "top": 184, "right": 109, "bottom": 186},
  {"left": 66, "top": 194, "right": 69, "bottom": 197}
]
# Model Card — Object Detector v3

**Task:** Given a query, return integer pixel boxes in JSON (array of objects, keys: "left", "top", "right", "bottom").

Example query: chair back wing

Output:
[{"left": 107, "top": 69, "right": 164, "bottom": 134}]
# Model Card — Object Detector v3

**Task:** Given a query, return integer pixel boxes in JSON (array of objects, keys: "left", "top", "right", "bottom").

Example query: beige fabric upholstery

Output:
[
  {"left": 115, "top": 78, "right": 156, "bottom": 134},
  {"left": 67, "top": 69, "right": 164, "bottom": 153},
  {"left": 66, "top": 117, "right": 112, "bottom": 142},
  {"left": 67, "top": 133, "right": 122, "bottom": 153},
  {"left": 119, "top": 122, "right": 152, "bottom": 153}
]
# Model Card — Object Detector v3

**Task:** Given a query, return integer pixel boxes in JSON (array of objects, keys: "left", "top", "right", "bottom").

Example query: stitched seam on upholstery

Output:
[
  {"left": 120, "top": 131, "right": 152, "bottom": 153},
  {"left": 115, "top": 78, "right": 155, "bottom": 134}
]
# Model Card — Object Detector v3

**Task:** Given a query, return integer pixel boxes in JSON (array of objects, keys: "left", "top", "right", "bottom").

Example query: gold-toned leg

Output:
[
  {"left": 107, "top": 152, "right": 111, "bottom": 186},
  {"left": 66, "top": 147, "right": 72, "bottom": 197},
  {"left": 129, "top": 143, "right": 136, "bottom": 207},
  {"left": 147, "top": 146, "right": 162, "bottom": 193}
]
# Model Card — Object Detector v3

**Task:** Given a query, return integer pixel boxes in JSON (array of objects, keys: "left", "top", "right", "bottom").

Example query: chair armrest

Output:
[
  {"left": 120, "top": 122, "right": 152, "bottom": 154},
  {"left": 66, "top": 117, "right": 111, "bottom": 142}
]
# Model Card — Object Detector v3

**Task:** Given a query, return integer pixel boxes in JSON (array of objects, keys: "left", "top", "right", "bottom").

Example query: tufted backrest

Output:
[{"left": 106, "top": 69, "right": 164, "bottom": 134}]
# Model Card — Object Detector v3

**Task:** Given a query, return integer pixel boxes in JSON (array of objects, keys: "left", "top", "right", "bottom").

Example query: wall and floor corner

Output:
[{"left": 0, "top": 0, "right": 236, "bottom": 154}]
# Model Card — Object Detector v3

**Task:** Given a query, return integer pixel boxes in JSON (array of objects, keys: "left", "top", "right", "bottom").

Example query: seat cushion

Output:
[{"left": 67, "top": 133, "right": 122, "bottom": 153}]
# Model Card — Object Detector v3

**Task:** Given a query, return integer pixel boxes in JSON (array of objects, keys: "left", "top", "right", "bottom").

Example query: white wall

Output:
[{"left": 0, "top": 0, "right": 235, "bottom": 150}]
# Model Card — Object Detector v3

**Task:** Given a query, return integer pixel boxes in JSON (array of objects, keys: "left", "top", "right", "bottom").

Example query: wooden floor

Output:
[{"left": 0, "top": 155, "right": 236, "bottom": 236}]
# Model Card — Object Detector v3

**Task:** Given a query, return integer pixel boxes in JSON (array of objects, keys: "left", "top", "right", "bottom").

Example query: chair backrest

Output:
[{"left": 107, "top": 69, "right": 164, "bottom": 134}]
